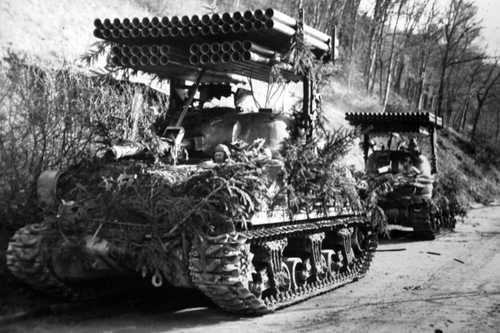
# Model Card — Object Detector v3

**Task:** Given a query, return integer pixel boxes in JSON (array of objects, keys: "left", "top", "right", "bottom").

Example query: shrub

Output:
[
  {"left": 434, "top": 169, "right": 469, "bottom": 218},
  {"left": 471, "top": 133, "right": 500, "bottom": 168},
  {"left": 436, "top": 132, "right": 500, "bottom": 215},
  {"left": 0, "top": 52, "right": 162, "bottom": 228}
]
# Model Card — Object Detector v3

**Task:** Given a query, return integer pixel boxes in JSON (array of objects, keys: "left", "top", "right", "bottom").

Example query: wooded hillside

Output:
[{"left": 198, "top": 0, "right": 500, "bottom": 146}]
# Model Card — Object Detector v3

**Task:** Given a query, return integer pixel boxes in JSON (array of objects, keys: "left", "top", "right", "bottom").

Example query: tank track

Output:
[
  {"left": 5, "top": 223, "right": 113, "bottom": 300},
  {"left": 189, "top": 216, "right": 377, "bottom": 315},
  {"left": 6, "top": 223, "right": 76, "bottom": 298},
  {"left": 7, "top": 216, "right": 376, "bottom": 315},
  {"left": 411, "top": 201, "right": 440, "bottom": 240}
]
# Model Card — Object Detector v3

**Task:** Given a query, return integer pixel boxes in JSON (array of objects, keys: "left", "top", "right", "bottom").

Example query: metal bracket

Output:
[
  {"left": 162, "top": 68, "right": 206, "bottom": 163},
  {"left": 253, "top": 239, "right": 288, "bottom": 293},
  {"left": 306, "top": 233, "right": 326, "bottom": 280},
  {"left": 336, "top": 228, "right": 355, "bottom": 266}
]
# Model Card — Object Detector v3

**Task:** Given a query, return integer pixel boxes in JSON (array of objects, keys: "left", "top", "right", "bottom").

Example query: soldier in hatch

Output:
[{"left": 399, "top": 155, "right": 420, "bottom": 177}]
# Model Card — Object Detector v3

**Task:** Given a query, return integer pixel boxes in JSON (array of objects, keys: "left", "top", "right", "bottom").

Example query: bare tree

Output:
[
  {"left": 364, "top": 0, "right": 393, "bottom": 92},
  {"left": 453, "top": 60, "right": 482, "bottom": 130},
  {"left": 471, "top": 61, "right": 500, "bottom": 139},
  {"left": 436, "top": 0, "right": 482, "bottom": 122},
  {"left": 405, "top": 0, "right": 440, "bottom": 110},
  {"left": 382, "top": 0, "right": 430, "bottom": 111},
  {"left": 493, "top": 96, "right": 500, "bottom": 140},
  {"left": 339, "top": 0, "right": 362, "bottom": 86}
]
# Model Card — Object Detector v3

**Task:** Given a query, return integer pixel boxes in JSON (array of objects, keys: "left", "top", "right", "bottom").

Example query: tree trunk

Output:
[
  {"left": 367, "top": 0, "right": 390, "bottom": 93},
  {"left": 367, "top": 40, "right": 380, "bottom": 92},
  {"left": 393, "top": 58, "right": 405, "bottom": 95},
  {"left": 340, "top": 0, "right": 361, "bottom": 87},
  {"left": 495, "top": 110, "right": 500, "bottom": 139},
  {"left": 456, "top": 97, "right": 470, "bottom": 130},
  {"left": 378, "top": 58, "right": 384, "bottom": 99},
  {"left": 364, "top": 0, "right": 383, "bottom": 88},
  {"left": 471, "top": 95, "right": 484, "bottom": 140},
  {"left": 436, "top": 46, "right": 450, "bottom": 118},
  {"left": 383, "top": 57, "right": 395, "bottom": 112},
  {"left": 383, "top": 1, "right": 405, "bottom": 112}
]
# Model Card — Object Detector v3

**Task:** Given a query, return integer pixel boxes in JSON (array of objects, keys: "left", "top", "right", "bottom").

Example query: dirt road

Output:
[{"left": 2, "top": 205, "right": 500, "bottom": 333}]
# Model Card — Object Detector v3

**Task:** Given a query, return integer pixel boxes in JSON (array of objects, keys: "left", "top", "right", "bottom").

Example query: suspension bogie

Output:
[{"left": 188, "top": 219, "right": 377, "bottom": 314}]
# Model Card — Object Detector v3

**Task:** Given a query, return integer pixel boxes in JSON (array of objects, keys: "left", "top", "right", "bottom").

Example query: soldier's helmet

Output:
[{"left": 214, "top": 144, "right": 231, "bottom": 163}]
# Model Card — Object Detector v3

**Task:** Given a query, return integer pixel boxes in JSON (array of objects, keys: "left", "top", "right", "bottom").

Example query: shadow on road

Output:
[
  {"left": 379, "top": 229, "right": 456, "bottom": 246},
  {"left": 2, "top": 285, "right": 245, "bottom": 332}
]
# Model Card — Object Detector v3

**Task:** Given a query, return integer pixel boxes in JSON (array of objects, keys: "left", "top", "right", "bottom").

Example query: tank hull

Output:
[{"left": 7, "top": 148, "right": 378, "bottom": 314}]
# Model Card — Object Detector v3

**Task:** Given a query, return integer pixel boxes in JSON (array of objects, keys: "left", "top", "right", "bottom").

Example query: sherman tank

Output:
[
  {"left": 346, "top": 112, "right": 456, "bottom": 240},
  {"left": 6, "top": 8, "right": 378, "bottom": 315}
]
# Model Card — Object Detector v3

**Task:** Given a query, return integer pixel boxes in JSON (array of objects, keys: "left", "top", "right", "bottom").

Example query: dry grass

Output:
[
  {"left": 0, "top": 0, "right": 152, "bottom": 65},
  {"left": 437, "top": 130, "right": 500, "bottom": 209},
  {"left": 0, "top": 0, "right": 211, "bottom": 65}
]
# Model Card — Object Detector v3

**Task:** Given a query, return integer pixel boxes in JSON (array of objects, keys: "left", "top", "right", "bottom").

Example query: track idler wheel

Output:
[{"left": 6, "top": 223, "right": 74, "bottom": 298}]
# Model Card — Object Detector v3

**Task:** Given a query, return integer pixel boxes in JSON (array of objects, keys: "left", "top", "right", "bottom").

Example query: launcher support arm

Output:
[{"left": 162, "top": 68, "right": 207, "bottom": 163}]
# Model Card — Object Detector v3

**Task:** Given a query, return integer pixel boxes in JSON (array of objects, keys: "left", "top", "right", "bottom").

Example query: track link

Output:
[{"left": 189, "top": 216, "right": 378, "bottom": 315}]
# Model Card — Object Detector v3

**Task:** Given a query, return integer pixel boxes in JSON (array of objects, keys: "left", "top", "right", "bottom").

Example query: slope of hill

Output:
[
  {"left": 0, "top": 0, "right": 212, "bottom": 65},
  {"left": 0, "top": 0, "right": 151, "bottom": 64},
  {"left": 1, "top": 0, "right": 496, "bottom": 204},
  {"left": 320, "top": 80, "right": 500, "bottom": 207}
]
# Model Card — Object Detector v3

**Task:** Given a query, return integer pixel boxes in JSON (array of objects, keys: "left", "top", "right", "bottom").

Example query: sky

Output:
[
  {"left": 475, "top": 0, "right": 500, "bottom": 55},
  {"left": 359, "top": 0, "right": 500, "bottom": 56}
]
